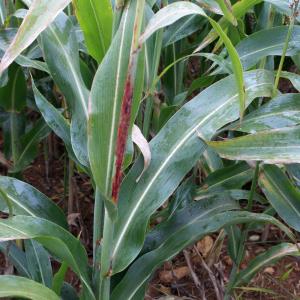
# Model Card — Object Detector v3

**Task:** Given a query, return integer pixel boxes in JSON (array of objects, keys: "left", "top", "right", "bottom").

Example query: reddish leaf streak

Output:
[{"left": 111, "top": 71, "right": 134, "bottom": 204}]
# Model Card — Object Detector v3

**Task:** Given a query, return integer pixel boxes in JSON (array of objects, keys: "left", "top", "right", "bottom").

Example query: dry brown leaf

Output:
[
  {"left": 197, "top": 236, "right": 214, "bottom": 257},
  {"left": 159, "top": 266, "right": 189, "bottom": 283}
]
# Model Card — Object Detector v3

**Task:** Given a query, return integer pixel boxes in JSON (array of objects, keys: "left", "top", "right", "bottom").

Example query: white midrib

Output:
[
  {"left": 240, "top": 42, "right": 288, "bottom": 60},
  {"left": 266, "top": 173, "right": 300, "bottom": 219},
  {"left": 105, "top": 8, "right": 129, "bottom": 195},
  {"left": 0, "top": 222, "right": 28, "bottom": 238},
  {"left": 238, "top": 249, "right": 296, "bottom": 283},
  {"left": 242, "top": 109, "right": 300, "bottom": 124},
  {"left": 48, "top": 25, "right": 88, "bottom": 117},
  {"left": 7, "top": 194, "right": 37, "bottom": 217},
  {"left": 31, "top": 241, "right": 46, "bottom": 286},
  {"left": 142, "top": 6, "right": 205, "bottom": 42},
  {"left": 112, "top": 81, "right": 271, "bottom": 258}
]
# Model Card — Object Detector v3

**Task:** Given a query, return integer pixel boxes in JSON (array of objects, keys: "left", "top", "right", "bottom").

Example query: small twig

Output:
[
  {"left": 194, "top": 246, "right": 223, "bottom": 300},
  {"left": 183, "top": 249, "right": 207, "bottom": 300}
]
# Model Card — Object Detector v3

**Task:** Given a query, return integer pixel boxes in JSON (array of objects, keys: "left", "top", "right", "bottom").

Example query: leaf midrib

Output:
[{"left": 112, "top": 81, "right": 271, "bottom": 258}]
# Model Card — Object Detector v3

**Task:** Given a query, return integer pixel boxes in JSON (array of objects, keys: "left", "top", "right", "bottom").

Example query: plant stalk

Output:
[
  {"left": 273, "top": 0, "right": 299, "bottom": 97},
  {"left": 99, "top": 209, "right": 114, "bottom": 300},
  {"left": 226, "top": 162, "right": 260, "bottom": 298},
  {"left": 93, "top": 188, "right": 104, "bottom": 266}
]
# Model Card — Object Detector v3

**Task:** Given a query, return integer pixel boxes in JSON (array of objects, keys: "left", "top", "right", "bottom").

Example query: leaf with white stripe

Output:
[
  {"left": 259, "top": 164, "right": 300, "bottom": 232},
  {"left": 209, "top": 126, "right": 300, "bottom": 164},
  {"left": 0, "top": 0, "right": 71, "bottom": 73},
  {"left": 233, "top": 243, "right": 300, "bottom": 287},
  {"left": 227, "top": 93, "right": 300, "bottom": 133},
  {"left": 39, "top": 13, "right": 90, "bottom": 167},
  {"left": 25, "top": 240, "right": 53, "bottom": 288},
  {"left": 236, "top": 26, "right": 300, "bottom": 70},
  {"left": 0, "top": 216, "right": 94, "bottom": 299},
  {"left": 0, "top": 176, "right": 67, "bottom": 229},
  {"left": 88, "top": 1, "right": 144, "bottom": 200},
  {"left": 111, "top": 70, "right": 274, "bottom": 274}
]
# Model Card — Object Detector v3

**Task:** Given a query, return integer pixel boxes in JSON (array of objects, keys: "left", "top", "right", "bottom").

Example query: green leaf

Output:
[
  {"left": 143, "top": 194, "right": 239, "bottom": 254},
  {"left": 25, "top": 240, "right": 53, "bottom": 287},
  {"left": 233, "top": 243, "right": 300, "bottom": 287},
  {"left": 226, "top": 93, "right": 300, "bottom": 133},
  {"left": 88, "top": 1, "right": 144, "bottom": 199},
  {"left": 0, "top": 63, "right": 26, "bottom": 112},
  {"left": 162, "top": 15, "right": 204, "bottom": 47},
  {"left": 0, "top": 275, "right": 60, "bottom": 300},
  {"left": 111, "top": 211, "right": 294, "bottom": 299},
  {"left": 32, "top": 80, "right": 85, "bottom": 170},
  {"left": 73, "top": 0, "right": 113, "bottom": 63},
  {"left": 259, "top": 164, "right": 300, "bottom": 232},
  {"left": 0, "top": 216, "right": 94, "bottom": 299},
  {"left": 208, "top": 126, "right": 300, "bottom": 164},
  {"left": 0, "top": 1, "right": 6, "bottom": 26},
  {"left": 39, "top": 13, "right": 90, "bottom": 167},
  {"left": 236, "top": 26, "right": 300, "bottom": 70},
  {"left": 0, "top": 0, "right": 71, "bottom": 73},
  {"left": 0, "top": 176, "right": 68, "bottom": 228},
  {"left": 140, "top": 1, "right": 245, "bottom": 118},
  {"left": 280, "top": 71, "right": 300, "bottom": 92},
  {"left": 111, "top": 70, "right": 273, "bottom": 274},
  {"left": 196, "top": 162, "right": 253, "bottom": 195},
  {"left": 215, "top": 0, "right": 237, "bottom": 26},
  {"left": 11, "top": 118, "right": 51, "bottom": 173},
  {"left": 0, "top": 241, "right": 30, "bottom": 277}
]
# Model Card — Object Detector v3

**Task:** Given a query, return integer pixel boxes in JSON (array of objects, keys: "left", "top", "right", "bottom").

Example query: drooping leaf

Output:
[
  {"left": 226, "top": 93, "right": 300, "bottom": 133},
  {"left": 0, "top": 176, "right": 67, "bottom": 228},
  {"left": 0, "top": 216, "right": 94, "bottom": 299},
  {"left": 233, "top": 243, "right": 300, "bottom": 287},
  {"left": 162, "top": 15, "right": 204, "bottom": 47},
  {"left": 0, "top": 0, "right": 71, "bottom": 73},
  {"left": 0, "top": 275, "right": 60, "bottom": 300},
  {"left": 132, "top": 125, "right": 151, "bottom": 182},
  {"left": 140, "top": 1, "right": 245, "bottom": 118},
  {"left": 111, "top": 70, "right": 274, "bottom": 274},
  {"left": 112, "top": 211, "right": 294, "bottom": 299},
  {"left": 32, "top": 80, "right": 85, "bottom": 170},
  {"left": 39, "top": 13, "right": 90, "bottom": 167},
  {"left": 208, "top": 126, "right": 300, "bottom": 164},
  {"left": 259, "top": 164, "right": 300, "bottom": 232},
  {"left": 143, "top": 194, "right": 239, "bottom": 254},
  {"left": 72, "top": 0, "right": 113, "bottom": 63}
]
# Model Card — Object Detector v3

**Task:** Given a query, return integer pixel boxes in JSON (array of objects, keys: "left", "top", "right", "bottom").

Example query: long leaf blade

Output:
[
  {"left": 73, "top": 0, "right": 113, "bottom": 63},
  {"left": 0, "top": 0, "right": 71, "bottom": 73},
  {"left": 111, "top": 70, "right": 274, "bottom": 274},
  {"left": 0, "top": 275, "right": 60, "bottom": 300},
  {"left": 259, "top": 164, "right": 300, "bottom": 232},
  {"left": 208, "top": 126, "right": 300, "bottom": 163}
]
